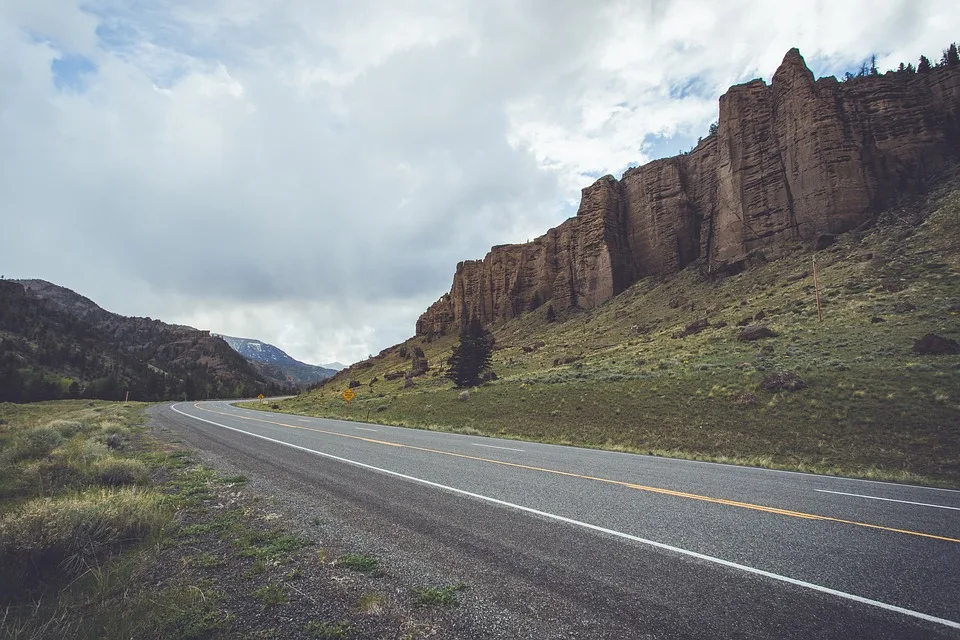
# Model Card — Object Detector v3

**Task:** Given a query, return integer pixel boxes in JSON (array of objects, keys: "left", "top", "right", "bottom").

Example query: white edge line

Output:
[
  {"left": 355, "top": 427, "right": 378, "bottom": 432},
  {"left": 172, "top": 403, "right": 958, "bottom": 631},
  {"left": 815, "top": 490, "right": 960, "bottom": 511},
  {"left": 472, "top": 443, "right": 524, "bottom": 452},
  {"left": 226, "top": 401, "right": 960, "bottom": 494}
]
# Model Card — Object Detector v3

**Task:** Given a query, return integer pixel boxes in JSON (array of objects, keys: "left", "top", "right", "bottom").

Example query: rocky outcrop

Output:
[{"left": 418, "top": 50, "right": 960, "bottom": 336}]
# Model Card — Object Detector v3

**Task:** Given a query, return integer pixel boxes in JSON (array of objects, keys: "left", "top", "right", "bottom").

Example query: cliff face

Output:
[{"left": 418, "top": 50, "right": 960, "bottom": 336}]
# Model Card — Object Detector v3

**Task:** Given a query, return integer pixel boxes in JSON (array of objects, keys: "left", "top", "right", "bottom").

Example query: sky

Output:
[{"left": 2, "top": 1, "right": 958, "bottom": 366}]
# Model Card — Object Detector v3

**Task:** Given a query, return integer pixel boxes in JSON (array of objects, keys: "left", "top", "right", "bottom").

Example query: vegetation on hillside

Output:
[
  {"left": 0, "top": 281, "right": 290, "bottom": 403},
  {"left": 255, "top": 173, "right": 960, "bottom": 486}
]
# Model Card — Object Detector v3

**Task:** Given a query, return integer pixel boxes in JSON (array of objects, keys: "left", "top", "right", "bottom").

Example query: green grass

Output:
[
  {"left": 234, "top": 529, "right": 312, "bottom": 563},
  {"left": 0, "top": 401, "right": 246, "bottom": 639},
  {"left": 247, "top": 179, "right": 960, "bottom": 486},
  {"left": 252, "top": 583, "right": 287, "bottom": 609},
  {"left": 338, "top": 553, "right": 379, "bottom": 573},
  {"left": 306, "top": 620, "right": 352, "bottom": 639},
  {"left": 414, "top": 582, "right": 467, "bottom": 607}
]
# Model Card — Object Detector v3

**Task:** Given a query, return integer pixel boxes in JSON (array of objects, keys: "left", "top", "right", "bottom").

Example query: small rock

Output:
[
  {"left": 675, "top": 318, "right": 709, "bottom": 339},
  {"left": 402, "top": 378, "right": 415, "bottom": 389},
  {"left": 870, "top": 317, "right": 885, "bottom": 324},
  {"left": 881, "top": 281, "right": 905, "bottom": 293},
  {"left": 947, "top": 303, "right": 960, "bottom": 315},
  {"left": 759, "top": 344, "right": 775, "bottom": 356},
  {"left": 894, "top": 302, "right": 916, "bottom": 313},
  {"left": 480, "top": 371, "right": 498, "bottom": 382},
  {"left": 668, "top": 295, "right": 689, "bottom": 309},
  {"left": 761, "top": 370, "right": 806, "bottom": 392},
  {"left": 737, "top": 316, "right": 753, "bottom": 327},
  {"left": 754, "top": 310, "right": 766, "bottom": 322},
  {"left": 348, "top": 380, "right": 361, "bottom": 388},
  {"left": 913, "top": 334, "right": 960, "bottom": 355},
  {"left": 738, "top": 325, "right": 778, "bottom": 342},
  {"left": 731, "top": 391, "right": 758, "bottom": 406},
  {"left": 458, "top": 391, "right": 469, "bottom": 401},
  {"left": 786, "top": 271, "right": 809, "bottom": 282},
  {"left": 714, "top": 320, "right": 728, "bottom": 329}
]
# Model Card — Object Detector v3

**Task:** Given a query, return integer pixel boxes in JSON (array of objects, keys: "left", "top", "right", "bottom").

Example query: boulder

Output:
[
  {"left": 913, "top": 334, "right": 960, "bottom": 355},
  {"left": 738, "top": 326, "right": 778, "bottom": 341}
]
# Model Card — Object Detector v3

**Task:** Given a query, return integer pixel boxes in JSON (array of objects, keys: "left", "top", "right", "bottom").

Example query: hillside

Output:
[
  {"left": 0, "top": 280, "right": 290, "bottom": 402},
  {"left": 216, "top": 334, "right": 336, "bottom": 387},
  {"left": 260, "top": 169, "right": 960, "bottom": 486}
]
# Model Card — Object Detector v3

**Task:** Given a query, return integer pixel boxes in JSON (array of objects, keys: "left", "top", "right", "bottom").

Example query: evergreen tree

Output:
[
  {"left": 947, "top": 43, "right": 960, "bottom": 66},
  {"left": 918, "top": 55, "right": 932, "bottom": 73},
  {"left": 446, "top": 318, "right": 493, "bottom": 388}
]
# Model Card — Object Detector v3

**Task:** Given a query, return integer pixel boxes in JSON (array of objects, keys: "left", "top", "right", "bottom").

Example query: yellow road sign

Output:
[
  {"left": 258, "top": 394, "right": 264, "bottom": 400},
  {"left": 342, "top": 388, "right": 356, "bottom": 402}
]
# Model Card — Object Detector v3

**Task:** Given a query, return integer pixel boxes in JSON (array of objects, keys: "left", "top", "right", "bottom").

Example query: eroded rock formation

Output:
[{"left": 418, "top": 49, "right": 960, "bottom": 336}]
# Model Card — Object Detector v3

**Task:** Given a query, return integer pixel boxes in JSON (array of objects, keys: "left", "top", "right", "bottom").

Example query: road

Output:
[{"left": 156, "top": 401, "right": 960, "bottom": 639}]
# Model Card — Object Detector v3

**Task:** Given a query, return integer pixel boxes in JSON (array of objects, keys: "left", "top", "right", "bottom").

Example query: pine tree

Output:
[
  {"left": 918, "top": 55, "right": 932, "bottom": 73},
  {"left": 947, "top": 43, "right": 959, "bottom": 66},
  {"left": 446, "top": 318, "right": 493, "bottom": 388}
]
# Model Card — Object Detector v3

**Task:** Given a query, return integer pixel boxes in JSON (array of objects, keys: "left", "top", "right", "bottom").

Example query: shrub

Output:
[
  {"left": 105, "top": 433, "right": 124, "bottom": 449},
  {"left": 47, "top": 419, "right": 87, "bottom": 438},
  {"left": 91, "top": 457, "right": 150, "bottom": 486},
  {"left": 0, "top": 488, "right": 169, "bottom": 594},
  {"left": 3, "top": 427, "right": 64, "bottom": 463}
]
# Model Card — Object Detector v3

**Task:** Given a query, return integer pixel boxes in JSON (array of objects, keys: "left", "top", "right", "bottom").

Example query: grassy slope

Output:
[
  {"left": 1, "top": 402, "right": 472, "bottom": 639},
  {"left": 259, "top": 176, "right": 960, "bottom": 487}
]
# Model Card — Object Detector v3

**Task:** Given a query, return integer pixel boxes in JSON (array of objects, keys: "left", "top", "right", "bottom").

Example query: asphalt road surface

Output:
[{"left": 156, "top": 401, "right": 960, "bottom": 639}]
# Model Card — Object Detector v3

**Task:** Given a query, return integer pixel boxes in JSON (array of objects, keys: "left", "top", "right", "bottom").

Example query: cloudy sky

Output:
[{"left": 2, "top": 1, "right": 957, "bottom": 365}]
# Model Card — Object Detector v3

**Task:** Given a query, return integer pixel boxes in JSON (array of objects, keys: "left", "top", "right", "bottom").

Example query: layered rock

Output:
[{"left": 417, "top": 49, "right": 960, "bottom": 336}]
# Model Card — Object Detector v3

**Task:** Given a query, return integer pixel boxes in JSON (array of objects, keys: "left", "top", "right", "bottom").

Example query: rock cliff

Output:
[{"left": 417, "top": 49, "right": 960, "bottom": 336}]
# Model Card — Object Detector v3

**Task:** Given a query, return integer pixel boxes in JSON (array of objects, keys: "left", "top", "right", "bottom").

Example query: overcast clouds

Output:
[{"left": 2, "top": 1, "right": 957, "bottom": 365}]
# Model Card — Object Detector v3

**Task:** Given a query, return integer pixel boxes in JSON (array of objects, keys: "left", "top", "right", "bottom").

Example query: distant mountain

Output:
[
  {"left": 215, "top": 335, "right": 336, "bottom": 387},
  {"left": 0, "top": 279, "right": 291, "bottom": 402},
  {"left": 321, "top": 361, "right": 346, "bottom": 371}
]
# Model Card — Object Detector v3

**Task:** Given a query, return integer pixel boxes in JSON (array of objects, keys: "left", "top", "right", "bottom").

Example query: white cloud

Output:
[{"left": 1, "top": 0, "right": 957, "bottom": 364}]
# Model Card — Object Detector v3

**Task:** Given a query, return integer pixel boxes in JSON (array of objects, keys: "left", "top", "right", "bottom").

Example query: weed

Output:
[
  {"left": 307, "top": 620, "right": 352, "bottom": 639},
  {"left": 252, "top": 583, "right": 287, "bottom": 609},
  {"left": 189, "top": 553, "right": 225, "bottom": 570},
  {"left": 234, "top": 530, "right": 311, "bottom": 563},
  {"left": 339, "top": 553, "right": 378, "bottom": 573},
  {"left": 414, "top": 582, "right": 467, "bottom": 607},
  {"left": 358, "top": 592, "right": 384, "bottom": 614}
]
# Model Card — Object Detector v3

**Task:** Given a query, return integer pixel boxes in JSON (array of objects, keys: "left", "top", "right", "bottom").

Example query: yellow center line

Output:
[{"left": 194, "top": 404, "right": 960, "bottom": 544}]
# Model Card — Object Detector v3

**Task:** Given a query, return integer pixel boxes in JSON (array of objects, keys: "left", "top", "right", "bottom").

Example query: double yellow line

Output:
[{"left": 194, "top": 403, "right": 960, "bottom": 544}]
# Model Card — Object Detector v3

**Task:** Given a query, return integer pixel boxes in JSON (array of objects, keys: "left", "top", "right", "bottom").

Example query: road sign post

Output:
[
  {"left": 258, "top": 393, "right": 265, "bottom": 405},
  {"left": 342, "top": 388, "right": 355, "bottom": 417}
]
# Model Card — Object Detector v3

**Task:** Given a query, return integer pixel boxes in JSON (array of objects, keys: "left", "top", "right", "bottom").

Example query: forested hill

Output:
[{"left": 0, "top": 280, "right": 290, "bottom": 402}]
